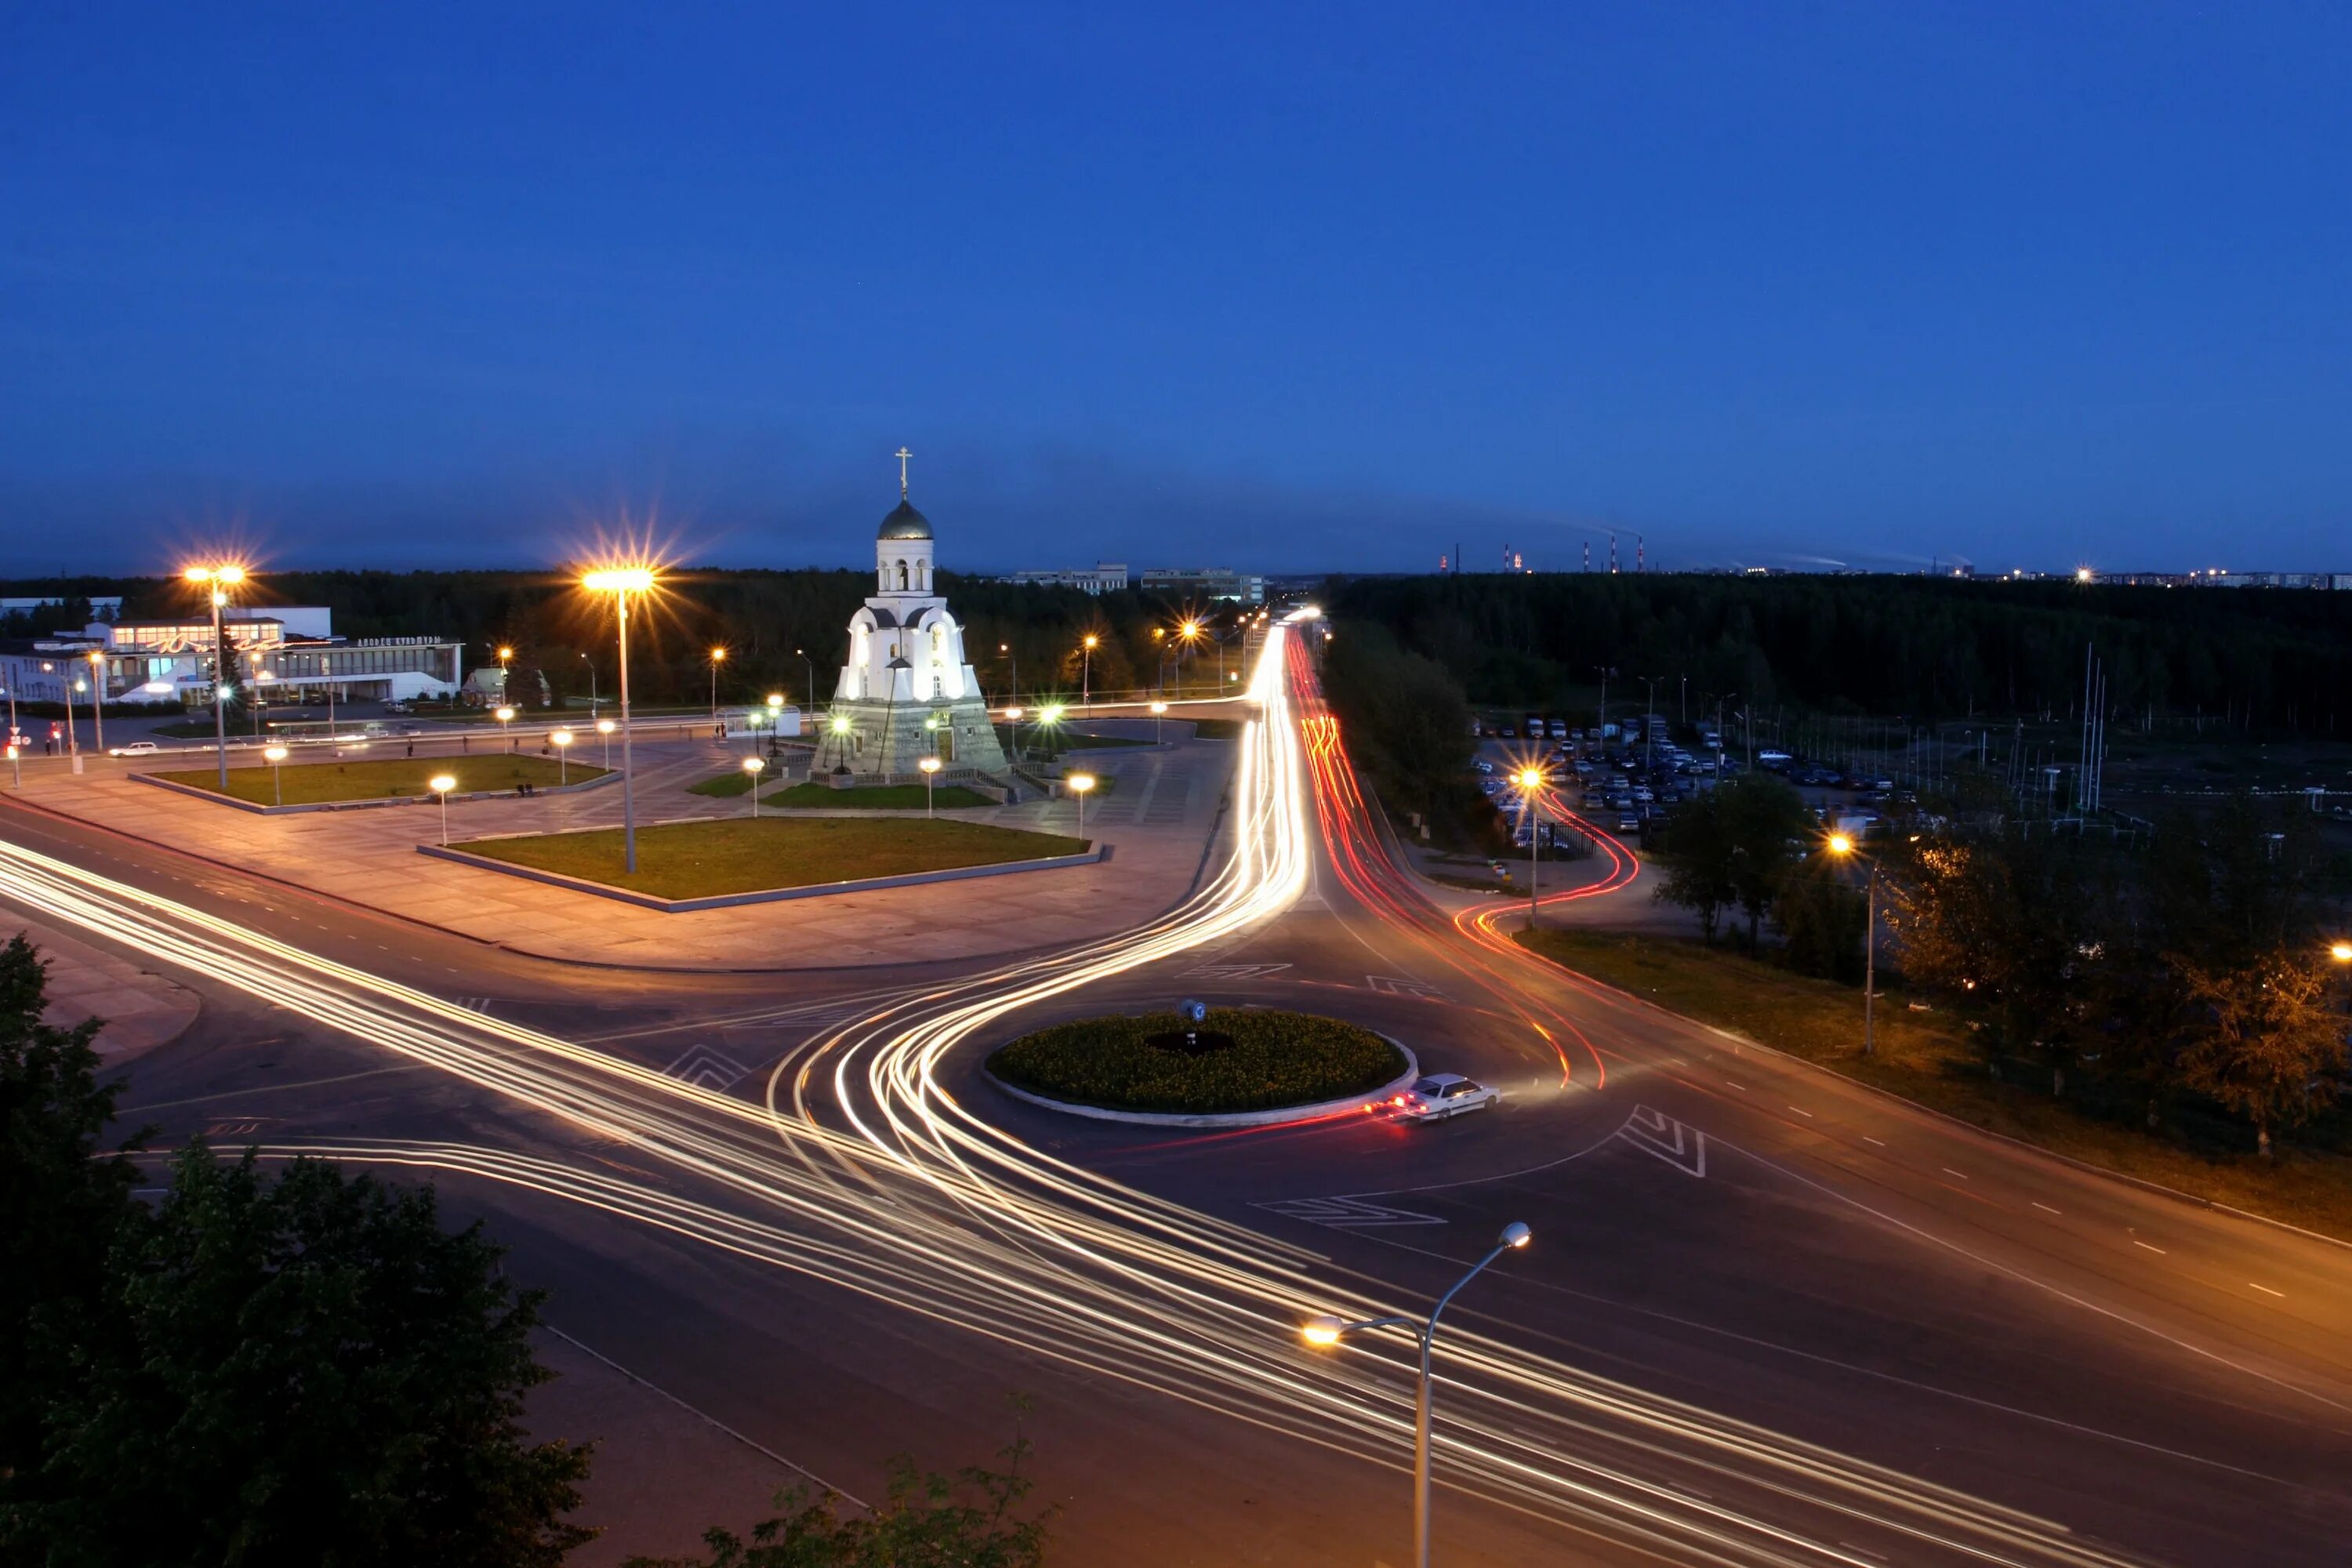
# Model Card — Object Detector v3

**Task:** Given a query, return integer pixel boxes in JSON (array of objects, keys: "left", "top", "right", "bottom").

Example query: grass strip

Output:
[
  {"left": 989, "top": 1008, "right": 1403, "bottom": 1115},
  {"left": 764, "top": 781, "right": 996, "bottom": 810},
  {"left": 154, "top": 755, "right": 601, "bottom": 806},
  {"left": 1517, "top": 927, "right": 2352, "bottom": 1241}
]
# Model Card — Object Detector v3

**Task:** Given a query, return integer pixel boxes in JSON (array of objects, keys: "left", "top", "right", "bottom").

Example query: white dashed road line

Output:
[
  {"left": 2248, "top": 1283, "right": 2285, "bottom": 1298},
  {"left": 1786, "top": 1105, "right": 1813, "bottom": 1117},
  {"left": 1940, "top": 1167, "right": 1968, "bottom": 1181},
  {"left": 1861, "top": 1135, "right": 1886, "bottom": 1146},
  {"left": 2132, "top": 1240, "right": 2168, "bottom": 1255},
  {"left": 2031, "top": 1201, "right": 2063, "bottom": 1215}
]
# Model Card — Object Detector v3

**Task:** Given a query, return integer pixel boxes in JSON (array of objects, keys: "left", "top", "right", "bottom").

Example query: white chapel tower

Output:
[{"left": 813, "top": 450, "right": 1011, "bottom": 782}]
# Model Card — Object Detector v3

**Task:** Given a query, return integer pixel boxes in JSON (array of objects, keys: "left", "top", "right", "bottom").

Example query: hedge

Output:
[{"left": 986, "top": 1008, "right": 1403, "bottom": 1115}]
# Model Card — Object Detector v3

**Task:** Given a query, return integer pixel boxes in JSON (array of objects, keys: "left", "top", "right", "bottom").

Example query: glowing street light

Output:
[
  {"left": 1514, "top": 766, "right": 1547, "bottom": 930},
  {"left": 709, "top": 645, "right": 728, "bottom": 721},
  {"left": 1149, "top": 698, "right": 1168, "bottom": 742},
  {"left": 550, "top": 727, "right": 573, "bottom": 786},
  {"left": 2332, "top": 942, "right": 2352, "bottom": 964},
  {"left": 919, "top": 755, "right": 942, "bottom": 818},
  {"left": 742, "top": 753, "right": 766, "bottom": 817},
  {"left": 1067, "top": 770, "right": 1096, "bottom": 837},
  {"left": 263, "top": 743, "right": 289, "bottom": 807},
  {"left": 495, "top": 704, "right": 517, "bottom": 750},
  {"left": 595, "top": 716, "right": 616, "bottom": 768},
  {"left": 581, "top": 564, "right": 658, "bottom": 873},
  {"left": 1825, "top": 833, "right": 1878, "bottom": 1055},
  {"left": 86, "top": 651, "right": 107, "bottom": 756},
  {"left": 183, "top": 562, "right": 248, "bottom": 789},
  {"left": 429, "top": 773, "right": 458, "bottom": 845},
  {"left": 1080, "top": 633, "right": 1100, "bottom": 708},
  {"left": 1298, "top": 1222, "right": 1532, "bottom": 1568}
]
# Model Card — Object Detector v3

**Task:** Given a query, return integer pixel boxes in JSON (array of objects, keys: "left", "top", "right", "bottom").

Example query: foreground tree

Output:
[
  {"left": 1648, "top": 790, "right": 1736, "bottom": 942},
  {"left": 626, "top": 1434, "right": 1053, "bottom": 1568},
  {"left": 2170, "top": 949, "right": 2348, "bottom": 1160},
  {"left": 17, "top": 1142, "right": 594, "bottom": 1567}
]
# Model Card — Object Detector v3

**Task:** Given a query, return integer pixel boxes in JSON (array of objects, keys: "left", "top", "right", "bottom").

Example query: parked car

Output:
[
  {"left": 106, "top": 740, "right": 162, "bottom": 757},
  {"left": 1390, "top": 1073, "right": 1498, "bottom": 1122}
]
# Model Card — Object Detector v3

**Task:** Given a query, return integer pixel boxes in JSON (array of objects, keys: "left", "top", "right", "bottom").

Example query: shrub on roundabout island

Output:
[{"left": 986, "top": 1007, "right": 1405, "bottom": 1115}]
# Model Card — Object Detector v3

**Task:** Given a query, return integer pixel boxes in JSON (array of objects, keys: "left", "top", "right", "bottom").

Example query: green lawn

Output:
[
  {"left": 1517, "top": 927, "right": 2352, "bottom": 1241},
  {"left": 763, "top": 780, "right": 996, "bottom": 810},
  {"left": 989, "top": 1008, "right": 1403, "bottom": 1114},
  {"left": 686, "top": 770, "right": 757, "bottom": 798},
  {"left": 460, "top": 815, "right": 1087, "bottom": 898},
  {"left": 153, "top": 754, "right": 604, "bottom": 806}
]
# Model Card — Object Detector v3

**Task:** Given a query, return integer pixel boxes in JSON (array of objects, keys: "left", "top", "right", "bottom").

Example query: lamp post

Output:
[
  {"left": 596, "top": 716, "right": 616, "bottom": 769},
  {"left": 1149, "top": 699, "right": 1167, "bottom": 742},
  {"left": 580, "top": 651, "right": 597, "bottom": 716},
  {"left": 86, "top": 651, "right": 106, "bottom": 756},
  {"left": 184, "top": 564, "right": 246, "bottom": 789},
  {"left": 766, "top": 693, "right": 784, "bottom": 748},
  {"left": 551, "top": 727, "right": 572, "bottom": 786},
  {"left": 1080, "top": 634, "right": 1098, "bottom": 709},
  {"left": 5, "top": 744, "right": 17, "bottom": 789},
  {"left": 1036, "top": 703, "right": 1064, "bottom": 763},
  {"left": 1515, "top": 766, "right": 1546, "bottom": 929},
  {"left": 50, "top": 663, "right": 80, "bottom": 774},
  {"left": 919, "top": 755, "right": 941, "bottom": 817},
  {"left": 1301, "top": 1222, "right": 1532, "bottom": 1568},
  {"left": 430, "top": 773, "right": 457, "bottom": 844},
  {"left": 583, "top": 566, "right": 656, "bottom": 875},
  {"left": 264, "top": 744, "right": 288, "bottom": 806},
  {"left": 1826, "top": 833, "right": 1879, "bottom": 1055},
  {"left": 1004, "top": 705, "right": 1024, "bottom": 762},
  {"left": 999, "top": 641, "right": 1017, "bottom": 707},
  {"left": 742, "top": 754, "right": 765, "bottom": 816},
  {"left": 495, "top": 705, "right": 516, "bottom": 751},
  {"left": 709, "top": 645, "right": 727, "bottom": 722},
  {"left": 1067, "top": 771, "right": 1095, "bottom": 837},
  {"left": 795, "top": 648, "right": 814, "bottom": 714}
]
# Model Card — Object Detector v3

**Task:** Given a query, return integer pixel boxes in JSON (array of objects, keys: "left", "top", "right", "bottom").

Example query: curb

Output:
[
  {"left": 133, "top": 768, "right": 616, "bottom": 815},
  {"left": 418, "top": 837, "right": 1104, "bottom": 912},
  {"left": 984, "top": 1040, "right": 1420, "bottom": 1129},
  {"left": 1513, "top": 935, "right": 2352, "bottom": 1256}
]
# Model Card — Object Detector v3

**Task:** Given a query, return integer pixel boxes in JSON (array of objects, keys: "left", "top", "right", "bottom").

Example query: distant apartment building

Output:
[
  {"left": 1139, "top": 567, "right": 1267, "bottom": 604},
  {"left": 995, "top": 561, "right": 1130, "bottom": 594}
]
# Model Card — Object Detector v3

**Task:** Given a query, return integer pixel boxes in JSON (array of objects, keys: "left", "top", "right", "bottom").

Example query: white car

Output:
[
  {"left": 1390, "top": 1073, "right": 1498, "bottom": 1122},
  {"left": 107, "top": 740, "right": 162, "bottom": 757}
]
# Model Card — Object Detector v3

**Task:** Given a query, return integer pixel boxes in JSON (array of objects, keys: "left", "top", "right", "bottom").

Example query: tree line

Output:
[
  {"left": 1648, "top": 779, "right": 2350, "bottom": 1160},
  {"left": 1328, "top": 572, "right": 2352, "bottom": 731},
  {"left": 0, "top": 935, "right": 1053, "bottom": 1565}
]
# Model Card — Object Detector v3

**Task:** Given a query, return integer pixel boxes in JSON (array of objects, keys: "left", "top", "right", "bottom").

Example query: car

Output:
[
  {"left": 1616, "top": 813, "right": 1641, "bottom": 832},
  {"left": 1389, "top": 1073, "right": 1498, "bottom": 1121},
  {"left": 1498, "top": 726, "right": 1515, "bottom": 738},
  {"left": 106, "top": 740, "right": 162, "bottom": 757}
]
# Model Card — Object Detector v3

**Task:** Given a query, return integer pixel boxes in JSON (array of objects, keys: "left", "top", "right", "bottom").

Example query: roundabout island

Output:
[{"left": 985, "top": 1007, "right": 1417, "bottom": 1127}]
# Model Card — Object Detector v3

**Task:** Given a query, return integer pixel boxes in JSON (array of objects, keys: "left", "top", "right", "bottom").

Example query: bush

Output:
[{"left": 988, "top": 1008, "right": 1404, "bottom": 1114}]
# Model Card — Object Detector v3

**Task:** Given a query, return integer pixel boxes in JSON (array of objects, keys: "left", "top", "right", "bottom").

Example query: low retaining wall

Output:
[
  {"left": 134, "top": 769, "right": 617, "bottom": 816},
  {"left": 984, "top": 1041, "right": 1421, "bottom": 1129},
  {"left": 416, "top": 838, "right": 1105, "bottom": 913}
]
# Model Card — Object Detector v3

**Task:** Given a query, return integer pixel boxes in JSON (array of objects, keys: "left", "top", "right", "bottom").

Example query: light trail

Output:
[{"left": 0, "top": 612, "right": 2148, "bottom": 1566}]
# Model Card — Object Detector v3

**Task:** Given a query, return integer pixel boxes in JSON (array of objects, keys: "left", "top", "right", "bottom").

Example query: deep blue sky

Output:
[{"left": 4, "top": 3, "right": 2348, "bottom": 575}]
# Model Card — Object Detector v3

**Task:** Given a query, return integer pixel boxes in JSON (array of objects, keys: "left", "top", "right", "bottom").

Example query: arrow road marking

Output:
[{"left": 1617, "top": 1105, "right": 1707, "bottom": 1178}]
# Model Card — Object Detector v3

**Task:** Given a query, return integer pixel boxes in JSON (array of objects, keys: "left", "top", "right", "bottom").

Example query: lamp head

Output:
[
  {"left": 1083, "top": 633, "right": 1098, "bottom": 649},
  {"left": 831, "top": 714, "right": 852, "bottom": 735},
  {"left": 710, "top": 646, "right": 727, "bottom": 662},
  {"left": 1004, "top": 706, "right": 1024, "bottom": 720},
  {"left": 2332, "top": 942, "right": 2352, "bottom": 964},
  {"left": 1301, "top": 1316, "right": 1345, "bottom": 1348},
  {"left": 1068, "top": 772, "right": 1096, "bottom": 794},
  {"left": 551, "top": 729, "right": 572, "bottom": 746},
  {"left": 1498, "top": 1221, "right": 1532, "bottom": 1250},
  {"left": 495, "top": 706, "right": 515, "bottom": 722},
  {"left": 1149, "top": 700, "right": 1167, "bottom": 715},
  {"left": 920, "top": 757, "right": 941, "bottom": 775},
  {"left": 497, "top": 645, "right": 514, "bottom": 660},
  {"left": 263, "top": 746, "right": 288, "bottom": 762},
  {"left": 742, "top": 756, "right": 764, "bottom": 774},
  {"left": 1514, "top": 767, "right": 1544, "bottom": 791},
  {"left": 766, "top": 693, "right": 783, "bottom": 709},
  {"left": 581, "top": 565, "right": 656, "bottom": 593},
  {"left": 429, "top": 774, "right": 456, "bottom": 793},
  {"left": 1826, "top": 833, "right": 1855, "bottom": 856},
  {"left": 597, "top": 717, "right": 616, "bottom": 735}
]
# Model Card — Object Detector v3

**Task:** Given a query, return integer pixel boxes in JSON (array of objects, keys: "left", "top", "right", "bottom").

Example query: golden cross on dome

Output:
[{"left": 895, "top": 446, "right": 913, "bottom": 498}]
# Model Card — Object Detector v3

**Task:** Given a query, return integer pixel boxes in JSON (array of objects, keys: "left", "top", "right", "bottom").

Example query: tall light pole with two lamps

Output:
[
  {"left": 183, "top": 563, "right": 246, "bottom": 789},
  {"left": 1301, "top": 1221, "right": 1533, "bottom": 1568},
  {"left": 582, "top": 565, "right": 656, "bottom": 875}
]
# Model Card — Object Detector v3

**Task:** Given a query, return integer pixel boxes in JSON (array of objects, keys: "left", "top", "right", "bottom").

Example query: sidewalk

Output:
[
  {"left": 5, "top": 916, "right": 201, "bottom": 1063},
  {"left": 5, "top": 735, "right": 1236, "bottom": 972}
]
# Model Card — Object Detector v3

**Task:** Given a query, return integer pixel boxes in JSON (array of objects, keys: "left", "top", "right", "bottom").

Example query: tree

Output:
[
  {"left": 19, "top": 1142, "right": 595, "bottom": 1567},
  {"left": 1774, "top": 871, "right": 1867, "bottom": 983},
  {"left": 0, "top": 935, "right": 147, "bottom": 1501},
  {"left": 1716, "top": 774, "right": 1813, "bottom": 951},
  {"left": 1648, "top": 791, "right": 1736, "bottom": 942},
  {"left": 626, "top": 1432, "right": 1054, "bottom": 1568},
  {"left": 2170, "top": 949, "right": 2349, "bottom": 1160}
]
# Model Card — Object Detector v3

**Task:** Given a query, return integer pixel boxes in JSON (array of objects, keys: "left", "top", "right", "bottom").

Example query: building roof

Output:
[{"left": 878, "top": 499, "right": 934, "bottom": 541}]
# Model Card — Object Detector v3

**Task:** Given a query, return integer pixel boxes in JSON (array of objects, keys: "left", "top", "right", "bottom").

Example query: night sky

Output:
[{"left": 4, "top": 3, "right": 2348, "bottom": 576}]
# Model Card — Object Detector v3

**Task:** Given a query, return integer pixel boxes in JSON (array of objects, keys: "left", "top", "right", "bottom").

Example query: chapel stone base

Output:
[{"left": 811, "top": 693, "right": 1010, "bottom": 784}]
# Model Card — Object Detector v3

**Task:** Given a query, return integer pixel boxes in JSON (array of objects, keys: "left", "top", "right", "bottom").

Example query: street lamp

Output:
[
  {"left": 919, "top": 755, "right": 942, "bottom": 817},
  {"left": 47, "top": 663, "right": 79, "bottom": 775},
  {"left": 1299, "top": 1222, "right": 1532, "bottom": 1568},
  {"left": 709, "top": 645, "right": 728, "bottom": 721},
  {"left": 1036, "top": 703, "right": 1065, "bottom": 761},
  {"left": 495, "top": 704, "right": 517, "bottom": 750},
  {"left": 429, "top": 773, "right": 458, "bottom": 844},
  {"left": 596, "top": 716, "right": 616, "bottom": 768},
  {"left": 2333, "top": 942, "right": 2352, "bottom": 964},
  {"left": 1004, "top": 705, "right": 1025, "bottom": 760},
  {"left": 263, "top": 743, "right": 289, "bottom": 807},
  {"left": 1149, "top": 699, "right": 1167, "bottom": 742},
  {"left": 1178, "top": 618, "right": 1203, "bottom": 694},
  {"left": 550, "top": 727, "right": 572, "bottom": 786},
  {"left": 1826, "top": 833, "right": 1880, "bottom": 1056},
  {"left": 742, "top": 754, "right": 766, "bottom": 816},
  {"left": 184, "top": 563, "right": 246, "bottom": 789},
  {"left": 766, "top": 693, "right": 784, "bottom": 746},
  {"left": 1067, "top": 770, "right": 1095, "bottom": 837},
  {"left": 1080, "top": 634, "right": 1099, "bottom": 708},
  {"left": 1514, "top": 766, "right": 1547, "bottom": 929},
  {"left": 582, "top": 564, "right": 656, "bottom": 874},
  {"left": 795, "top": 647, "right": 814, "bottom": 714},
  {"left": 86, "top": 651, "right": 106, "bottom": 757}
]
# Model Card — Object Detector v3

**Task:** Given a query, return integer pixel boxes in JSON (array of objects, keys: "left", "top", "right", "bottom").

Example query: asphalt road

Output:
[{"left": 6, "top": 629, "right": 2351, "bottom": 1566}]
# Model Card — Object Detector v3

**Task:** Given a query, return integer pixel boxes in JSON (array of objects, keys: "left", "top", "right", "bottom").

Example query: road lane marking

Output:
[
  {"left": 1861, "top": 1135, "right": 1886, "bottom": 1146},
  {"left": 2032, "top": 1201, "right": 2063, "bottom": 1215},
  {"left": 1256, "top": 1196, "right": 1446, "bottom": 1229},
  {"left": 1722, "top": 1079, "right": 1747, "bottom": 1091},
  {"left": 1940, "top": 1167, "right": 1968, "bottom": 1180},
  {"left": 2248, "top": 1283, "right": 2285, "bottom": 1298},
  {"left": 1786, "top": 1105, "right": 1813, "bottom": 1117},
  {"left": 2132, "top": 1240, "right": 2168, "bottom": 1255}
]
